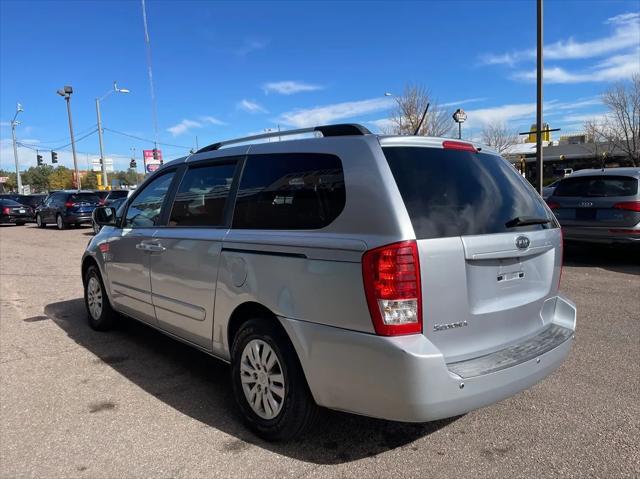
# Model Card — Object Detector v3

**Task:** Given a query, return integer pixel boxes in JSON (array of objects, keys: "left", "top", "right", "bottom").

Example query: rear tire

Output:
[
  {"left": 231, "top": 319, "right": 318, "bottom": 441},
  {"left": 36, "top": 214, "right": 46, "bottom": 228},
  {"left": 84, "top": 265, "right": 117, "bottom": 331},
  {"left": 56, "top": 214, "right": 66, "bottom": 230}
]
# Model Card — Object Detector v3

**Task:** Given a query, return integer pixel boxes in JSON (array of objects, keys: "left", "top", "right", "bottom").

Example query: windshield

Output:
[
  {"left": 383, "top": 146, "right": 556, "bottom": 239},
  {"left": 69, "top": 193, "right": 100, "bottom": 203},
  {"left": 554, "top": 176, "right": 638, "bottom": 197}
]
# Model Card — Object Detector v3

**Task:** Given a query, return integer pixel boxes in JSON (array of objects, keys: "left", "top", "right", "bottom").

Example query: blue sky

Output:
[{"left": 1, "top": 0, "right": 639, "bottom": 171}]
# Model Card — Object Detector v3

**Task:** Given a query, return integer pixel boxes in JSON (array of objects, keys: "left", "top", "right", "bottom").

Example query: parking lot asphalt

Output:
[{"left": 0, "top": 224, "right": 638, "bottom": 478}]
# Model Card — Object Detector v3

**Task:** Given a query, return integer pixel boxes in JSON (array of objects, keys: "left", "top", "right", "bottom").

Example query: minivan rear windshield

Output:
[
  {"left": 553, "top": 176, "right": 638, "bottom": 197},
  {"left": 383, "top": 147, "right": 555, "bottom": 239}
]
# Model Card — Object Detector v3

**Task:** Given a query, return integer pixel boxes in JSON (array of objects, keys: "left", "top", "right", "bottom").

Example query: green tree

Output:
[
  {"left": 21, "top": 165, "right": 54, "bottom": 192},
  {"left": 0, "top": 170, "right": 17, "bottom": 192},
  {"left": 84, "top": 170, "right": 99, "bottom": 190},
  {"left": 48, "top": 167, "right": 73, "bottom": 190}
]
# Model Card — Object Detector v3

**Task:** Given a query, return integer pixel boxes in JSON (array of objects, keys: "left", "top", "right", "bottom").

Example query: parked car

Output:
[
  {"left": 542, "top": 179, "right": 561, "bottom": 200},
  {"left": 0, "top": 198, "right": 31, "bottom": 225},
  {"left": 84, "top": 124, "right": 576, "bottom": 441},
  {"left": 0, "top": 194, "right": 46, "bottom": 221},
  {"left": 546, "top": 168, "right": 640, "bottom": 244},
  {"left": 102, "top": 190, "right": 130, "bottom": 205},
  {"left": 36, "top": 190, "right": 101, "bottom": 230},
  {"left": 92, "top": 197, "right": 126, "bottom": 234}
]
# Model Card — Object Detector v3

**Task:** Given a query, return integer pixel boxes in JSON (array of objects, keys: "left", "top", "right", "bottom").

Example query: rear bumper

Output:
[
  {"left": 280, "top": 295, "right": 576, "bottom": 423},
  {"left": 64, "top": 214, "right": 93, "bottom": 224},
  {"left": 562, "top": 225, "right": 640, "bottom": 244},
  {"left": 0, "top": 215, "right": 30, "bottom": 224}
]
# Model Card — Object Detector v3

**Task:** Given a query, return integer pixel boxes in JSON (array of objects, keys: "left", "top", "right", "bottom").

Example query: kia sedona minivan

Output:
[{"left": 84, "top": 124, "right": 576, "bottom": 441}]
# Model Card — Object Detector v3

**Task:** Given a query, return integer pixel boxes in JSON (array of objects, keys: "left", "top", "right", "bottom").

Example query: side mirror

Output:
[{"left": 93, "top": 206, "right": 117, "bottom": 226}]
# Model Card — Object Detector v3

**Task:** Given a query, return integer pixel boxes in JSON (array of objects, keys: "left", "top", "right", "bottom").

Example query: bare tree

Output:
[
  {"left": 480, "top": 122, "right": 519, "bottom": 154},
  {"left": 385, "top": 84, "right": 451, "bottom": 137},
  {"left": 586, "top": 74, "right": 639, "bottom": 166}
]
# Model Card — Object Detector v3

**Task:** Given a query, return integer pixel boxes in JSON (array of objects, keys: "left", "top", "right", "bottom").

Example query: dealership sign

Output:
[{"left": 143, "top": 149, "right": 163, "bottom": 173}]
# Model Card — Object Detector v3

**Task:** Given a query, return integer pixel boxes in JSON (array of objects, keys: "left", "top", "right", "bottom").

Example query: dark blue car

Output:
[{"left": 36, "top": 190, "right": 101, "bottom": 230}]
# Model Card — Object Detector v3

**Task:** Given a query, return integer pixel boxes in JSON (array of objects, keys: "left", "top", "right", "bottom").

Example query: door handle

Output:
[{"left": 136, "top": 241, "right": 166, "bottom": 253}]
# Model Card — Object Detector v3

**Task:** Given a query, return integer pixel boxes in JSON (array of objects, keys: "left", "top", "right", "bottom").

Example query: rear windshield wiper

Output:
[{"left": 505, "top": 216, "right": 550, "bottom": 228}]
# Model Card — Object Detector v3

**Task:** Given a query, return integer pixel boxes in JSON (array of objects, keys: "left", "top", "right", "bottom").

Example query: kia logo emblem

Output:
[{"left": 515, "top": 236, "right": 530, "bottom": 250}]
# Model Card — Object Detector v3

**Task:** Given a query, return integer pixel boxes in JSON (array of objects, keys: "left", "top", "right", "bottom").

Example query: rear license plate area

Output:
[{"left": 576, "top": 208, "right": 596, "bottom": 221}]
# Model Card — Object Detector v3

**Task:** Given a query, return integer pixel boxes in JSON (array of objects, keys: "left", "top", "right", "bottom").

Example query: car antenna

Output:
[{"left": 414, "top": 103, "right": 430, "bottom": 135}]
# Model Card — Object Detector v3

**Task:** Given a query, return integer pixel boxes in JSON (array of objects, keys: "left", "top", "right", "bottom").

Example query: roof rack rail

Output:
[{"left": 196, "top": 123, "right": 371, "bottom": 153}]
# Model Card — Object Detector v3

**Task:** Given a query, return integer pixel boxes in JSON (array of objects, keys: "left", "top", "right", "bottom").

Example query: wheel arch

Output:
[{"left": 226, "top": 301, "right": 283, "bottom": 353}]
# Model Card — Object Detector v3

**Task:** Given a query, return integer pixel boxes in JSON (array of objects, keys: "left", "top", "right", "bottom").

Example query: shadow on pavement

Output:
[
  {"left": 43, "top": 298, "right": 455, "bottom": 464},
  {"left": 563, "top": 242, "right": 640, "bottom": 275}
]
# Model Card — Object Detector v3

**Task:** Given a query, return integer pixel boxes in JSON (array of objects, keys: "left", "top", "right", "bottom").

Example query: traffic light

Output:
[
  {"left": 129, "top": 159, "right": 137, "bottom": 169},
  {"left": 37, "top": 154, "right": 43, "bottom": 166},
  {"left": 152, "top": 148, "right": 158, "bottom": 160},
  {"left": 51, "top": 151, "right": 58, "bottom": 163}
]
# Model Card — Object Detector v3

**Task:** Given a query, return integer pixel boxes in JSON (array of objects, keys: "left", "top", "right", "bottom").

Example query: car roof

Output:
[{"left": 568, "top": 168, "right": 640, "bottom": 178}]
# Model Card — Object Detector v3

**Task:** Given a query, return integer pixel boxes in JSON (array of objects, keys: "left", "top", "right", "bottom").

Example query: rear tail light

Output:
[
  {"left": 2, "top": 207, "right": 10, "bottom": 215},
  {"left": 99, "top": 198, "right": 106, "bottom": 205},
  {"left": 64, "top": 201, "right": 75, "bottom": 208},
  {"left": 442, "top": 140, "right": 477, "bottom": 152},
  {"left": 362, "top": 240, "right": 422, "bottom": 336},
  {"left": 612, "top": 201, "right": 640, "bottom": 212},
  {"left": 546, "top": 200, "right": 560, "bottom": 210}
]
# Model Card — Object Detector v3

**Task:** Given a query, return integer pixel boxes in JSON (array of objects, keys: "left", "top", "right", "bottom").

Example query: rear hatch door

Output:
[
  {"left": 68, "top": 193, "right": 100, "bottom": 215},
  {"left": 382, "top": 144, "right": 562, "bottom": 362}
]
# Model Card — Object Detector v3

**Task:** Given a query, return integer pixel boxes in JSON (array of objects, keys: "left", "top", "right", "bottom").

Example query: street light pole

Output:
[
  {"left": 10, "top": 103, "right": 23, "bottom": 193},
  {"left": 95, "top": 82, "right": 130, "bottom": 191},
  {"left": 536, "top": 0, "right": 544, "bottom": 195},
  {"left": 58, "top": 86, "right": 80, "bottom": 191}
]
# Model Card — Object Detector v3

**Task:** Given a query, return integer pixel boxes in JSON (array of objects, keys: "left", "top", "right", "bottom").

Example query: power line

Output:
[
  {"left": 17, "top": 128, "right": 98, "bottom": 152},
  {"left": 103, "top": 127, "right": 191, "bottom": 149},
  {"left": 17, "top": 124, "right": 98, "bottom": 147}
]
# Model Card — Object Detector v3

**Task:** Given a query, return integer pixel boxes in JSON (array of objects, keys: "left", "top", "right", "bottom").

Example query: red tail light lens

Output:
[
  {"left": 613, "top": 201, "right": 640, "bottom": 212},
  {"left": 546, "top": 200, "right": 560, "bottom": 210},
  {"left": 2, "top": 207, "right": 10, "bottom": 215},
  {"left": 64, "top": 201, "right": 75, "bottom": 208},
  {"left": 442, "top": 140, "right": 477, "bottom": 152},
  {"left": 362, "top": 240, "right": 422, "bottom": 336}
]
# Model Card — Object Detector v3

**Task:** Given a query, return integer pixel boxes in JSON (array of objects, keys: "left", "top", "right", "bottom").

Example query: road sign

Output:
[
  {"left": 452, "top": 108, "right": 467, "bottom": 123},
  {"left": 143, "top": 149, "right": 162, "bottom": 173},
  {"left": 0, "top": 177, "right": 8, "bottom": 183},
  {"left": 92, "top": 158, "right": 114, "bottom": 172}
]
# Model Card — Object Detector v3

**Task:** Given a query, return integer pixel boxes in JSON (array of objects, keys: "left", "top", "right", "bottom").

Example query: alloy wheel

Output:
[
  {"left": 87, "top": 276, "right": 103, "bottom": 320},
  {"left": 240, "top": 339, "right": 286, "bottom": 420}
]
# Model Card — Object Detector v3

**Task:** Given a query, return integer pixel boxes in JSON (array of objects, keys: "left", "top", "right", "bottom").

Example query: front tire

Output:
[
  {"left": 56, "top": 214, "right": 66, "bottom": 230},
  {"left": 231, "top": 319, "right": 318, "bottom": 441},
  {"left": 36, "top": 214, "right": 46, "bottom": 228},
  {"left": 84, "top": 265, "right": 117, "bottom": 331}
]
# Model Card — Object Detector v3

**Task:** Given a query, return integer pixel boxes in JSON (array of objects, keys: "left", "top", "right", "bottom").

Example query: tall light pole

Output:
[
  {"left": 57, "top": 86, "right": 80, "bottom": 191},
  {"left": 536, "top": 0, "right": 544, "bottom": 195},
  {"left": 10, "top": 103, "right": 24, "bottom": 193},
  {"left": 96, "top": 81, "right": 130, "bottom": 190}
]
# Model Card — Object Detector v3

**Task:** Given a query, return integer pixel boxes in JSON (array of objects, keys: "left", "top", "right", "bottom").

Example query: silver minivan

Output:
[{"left": 84, "top": 124, "right": 576, "bottom": 441}]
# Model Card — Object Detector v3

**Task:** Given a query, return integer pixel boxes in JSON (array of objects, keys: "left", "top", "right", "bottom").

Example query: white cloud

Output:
[
  {"left": 235, "top": 38, "right": 268, "bottom": 56},
  {"left": 513, "top": 49, "right": 640, "bottom": 83},
  {"left": 237, "top": 99, "right": 268, "bottom": 113},
  {"left": 441, "top": 97, "right": 487, "bottom": 108},
  {"left": 367, "top": 118, "right": 394, "bottom": 132},
  {"left": 263, "top": 81, "right": 324, "bottom": 95},
  {"left": 278, "top": 97, "right": 394, "bottom": 128},
  {"left": 481, "top": 11, "right": 640, "bottom": 65},
  {"left": 167, "top": 116, "right": 225, "bottom": 136}
]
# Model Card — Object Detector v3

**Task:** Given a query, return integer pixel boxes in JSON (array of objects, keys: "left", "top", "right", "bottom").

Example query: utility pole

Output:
[
  {"left": 536, "top": 0, "right": 544, "bottom": 195},
  {"left": 57, "top": 86, "right": 81, "bottom": 191},
  {"left": 10, "top": 103, "right": 23, "bottom": 193},
  {"left": 96, "top": 98, "right": 108, "bottom": 189}
]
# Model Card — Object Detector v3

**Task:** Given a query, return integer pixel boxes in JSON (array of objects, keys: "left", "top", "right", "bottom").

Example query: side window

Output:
[
  {"left": 124, "top": 172, "right": 175, "bottom": 228},
  {"left": 169, "top": 162, "right": 237, "bottom": 227},
  {"left": 51, "top": 194, "right": 64, "bottom": 206},
  {"left": 233, "top": 153, "right": 345, "bottom": 230}
]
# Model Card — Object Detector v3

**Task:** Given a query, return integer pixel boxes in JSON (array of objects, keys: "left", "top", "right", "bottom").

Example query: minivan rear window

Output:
[
  {"left": 553, "top": 176, "right": 638, "bottom": 197},
  {"left": 233, "top": 153, "right": 345, "bottom": 230},
  {"left": 383, "top": 147, "right": 555, "bottom": 239}
]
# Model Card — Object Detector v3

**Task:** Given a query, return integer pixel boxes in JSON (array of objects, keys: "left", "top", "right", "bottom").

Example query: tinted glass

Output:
[
  {"left": 169, "top": 162, "right": 237, "bottom": 227},
  {"left": 124, "top": 172, "right": 175, "bottom": 228},
  {"left": 233, "top": 153, "right": 345, "bottom": 230},
  {"left": 383, "top": 147, "right": 555, "bottom": 239},
  {"left": 554, "top": 176, "right": 638, "bottom": 197},
  {"left": 108, "top": 190, "right": 129, "bottom": 199},
  {"left": 0, "top": 199, "right": 23, "bottom": 206},
  {"left": 69, "top": 193, "right": 100, "bottom": 204}
]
